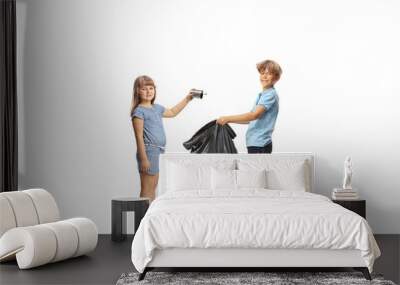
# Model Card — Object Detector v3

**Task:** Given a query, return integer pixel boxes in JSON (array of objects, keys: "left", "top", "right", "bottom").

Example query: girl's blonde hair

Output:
[
  {"left": 130, "top": 75, "right": 156, "bottom": 116},
  {"left": 256, "top": 59, "right": 282, "bottom": 82}
]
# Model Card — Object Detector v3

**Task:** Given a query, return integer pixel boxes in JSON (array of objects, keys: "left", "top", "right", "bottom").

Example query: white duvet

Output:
[{"left": 131, "top": 190, "right": 380, "bottom": 273}]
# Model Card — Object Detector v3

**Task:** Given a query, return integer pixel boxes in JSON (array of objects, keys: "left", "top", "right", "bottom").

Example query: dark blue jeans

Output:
[{"left": 247, "top": 142, "right": 272, "bottom": 154}]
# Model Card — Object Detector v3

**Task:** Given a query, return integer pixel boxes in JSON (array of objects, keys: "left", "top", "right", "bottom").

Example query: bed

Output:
[{"left": 131, "top": 153, "right": 380, "bottom": 280}]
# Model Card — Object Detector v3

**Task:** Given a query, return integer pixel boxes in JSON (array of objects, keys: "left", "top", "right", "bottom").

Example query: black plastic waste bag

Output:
[{"left": 183, "top": 120, "right": 238, "bottom": 153}]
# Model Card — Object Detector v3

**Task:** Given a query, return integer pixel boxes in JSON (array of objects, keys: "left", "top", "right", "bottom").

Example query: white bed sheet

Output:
[{"left": 131, "top": 190, "right": 380, "bottom": 273}]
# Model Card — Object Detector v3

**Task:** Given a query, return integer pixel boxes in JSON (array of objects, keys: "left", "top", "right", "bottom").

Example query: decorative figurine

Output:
[{"left": 342, "top": 156, "right": 353, "bottom": 190}]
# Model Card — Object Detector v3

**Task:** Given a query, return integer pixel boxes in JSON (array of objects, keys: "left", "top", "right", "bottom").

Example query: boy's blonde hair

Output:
[
  {"left": 256, "top": 59, "right": 282, "bottom": 82},
  {"left": 130, "top": 75, "right": 156, "bottom": 116}
]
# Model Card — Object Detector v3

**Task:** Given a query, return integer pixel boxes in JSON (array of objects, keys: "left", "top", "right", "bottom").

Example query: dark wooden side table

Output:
[
  {"left": 332, "top": 199, "right": 366, "bottom": 219},
  {"left": 111, "top": 197, "right": 150, "bottom": 241}
]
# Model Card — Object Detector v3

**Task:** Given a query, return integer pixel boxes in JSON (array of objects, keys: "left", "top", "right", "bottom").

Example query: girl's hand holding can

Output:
[{"left": 186, "top": 90, "right": 194, "bottom": 101}]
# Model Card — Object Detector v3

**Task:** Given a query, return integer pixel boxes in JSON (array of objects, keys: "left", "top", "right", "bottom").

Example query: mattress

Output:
[{"left": 131, "top": 189, "right": 380, "bottom": 273}]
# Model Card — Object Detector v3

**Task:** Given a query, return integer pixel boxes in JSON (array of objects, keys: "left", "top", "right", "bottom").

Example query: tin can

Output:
[{"left": 190, "top": 89, "right": 207, "bottom": 99}]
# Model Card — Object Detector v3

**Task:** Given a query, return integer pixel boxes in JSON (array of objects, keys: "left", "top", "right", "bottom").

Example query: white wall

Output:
[{"left": 17, "top": 0, "right": 400, "bottom": 233}]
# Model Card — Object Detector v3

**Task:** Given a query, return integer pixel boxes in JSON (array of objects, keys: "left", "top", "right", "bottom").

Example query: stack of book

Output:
[{"left": 332, "top": 188, "right": 359, "bottom": 200}]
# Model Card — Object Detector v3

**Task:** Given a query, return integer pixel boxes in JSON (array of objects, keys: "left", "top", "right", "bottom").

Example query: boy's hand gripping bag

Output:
[{"left": 183, "top": 120, "right": 238, "bottom": 153}]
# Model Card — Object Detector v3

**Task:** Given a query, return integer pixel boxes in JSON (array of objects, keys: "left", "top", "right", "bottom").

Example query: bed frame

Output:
[{"left": 139, "top": 153, "right": 371, "bottom": 280}]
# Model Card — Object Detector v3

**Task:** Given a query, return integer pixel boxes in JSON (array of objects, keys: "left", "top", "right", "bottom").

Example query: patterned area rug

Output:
[{"left": 116, "top": 271, "right": 396, "bottom": 285}]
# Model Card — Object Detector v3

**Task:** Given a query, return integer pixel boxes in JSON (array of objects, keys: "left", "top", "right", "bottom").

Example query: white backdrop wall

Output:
[{"left": 16, "top": 0, "right": 400, "bottom": 233}]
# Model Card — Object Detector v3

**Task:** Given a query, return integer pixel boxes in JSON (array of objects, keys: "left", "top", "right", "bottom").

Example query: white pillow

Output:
[
  {"left": 266, "top": 162, "right": 307, "bottom": 191},
  {"left": 165, "top": 159, "right": 236, "bottom": 192},
  {"left": 166, "top": 162, "right": 210, "bottom": 191},
  {"left": 236, "top": 169, "right": 267, "bottom": 189},
  {"left": 237, "top": 159, "right": 310, "bottom": 192},
  {"left": 211, "top": 168, "right": 236, "bottom": 191}
]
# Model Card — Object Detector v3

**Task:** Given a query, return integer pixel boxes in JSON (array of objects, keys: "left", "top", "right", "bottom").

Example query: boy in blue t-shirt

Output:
[{"left": 217, "top": 59, "right": 282, "bottom": 153}]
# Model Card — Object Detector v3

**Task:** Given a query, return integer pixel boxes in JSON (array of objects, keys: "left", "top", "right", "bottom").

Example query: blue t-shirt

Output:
[
  {"left": 246, "top": 87, "right": 279, "bottom": 147},
  {"left": 131, "top": 104, "right": 166, "bottom": 148}
]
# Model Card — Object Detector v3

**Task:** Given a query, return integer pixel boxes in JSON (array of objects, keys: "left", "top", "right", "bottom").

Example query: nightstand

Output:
[
  {"left": 111, "top": 197, "right": 150, "bottom": 241},
  {"left": 332, "top": 199, "right": 366, "bottom": 219}
]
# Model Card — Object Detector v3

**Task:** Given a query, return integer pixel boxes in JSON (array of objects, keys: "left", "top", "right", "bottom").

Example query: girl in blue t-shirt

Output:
[{"left": 131, "top": 75, "right": 194, "bottom": 201}]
